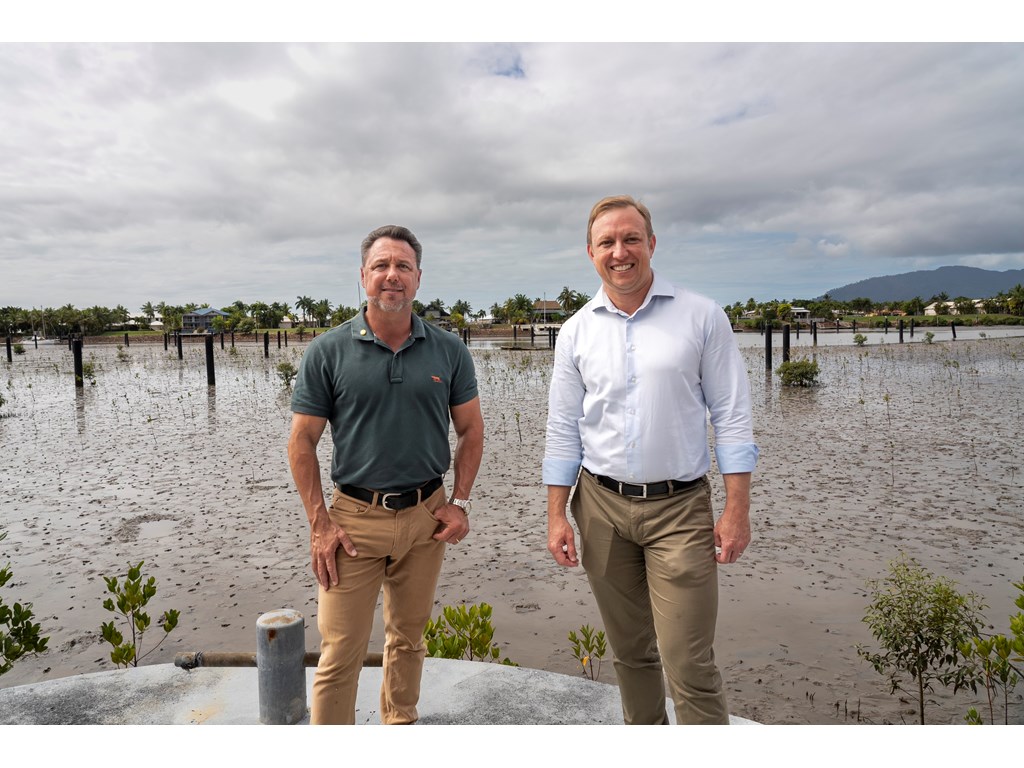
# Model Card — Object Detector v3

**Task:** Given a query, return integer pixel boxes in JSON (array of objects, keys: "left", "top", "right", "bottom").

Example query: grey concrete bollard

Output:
[{"left": 256, "top": 609, "right": 307, "bottom": 725}]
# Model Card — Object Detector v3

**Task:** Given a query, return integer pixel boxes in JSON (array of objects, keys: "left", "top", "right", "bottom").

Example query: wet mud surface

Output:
[{"left": 1, "top": 335, "right": 1022, "bottom": 724}]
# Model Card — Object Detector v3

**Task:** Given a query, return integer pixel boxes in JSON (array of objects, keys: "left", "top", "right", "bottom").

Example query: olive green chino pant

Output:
[
  {"left": 572, "top": 469, "right": 728, "bottom": 724},
  {"left": 312, "top": 486, "right": 447, "bottom": 725}
]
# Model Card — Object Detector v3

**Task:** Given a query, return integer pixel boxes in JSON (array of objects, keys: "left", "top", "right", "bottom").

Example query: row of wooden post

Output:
[
  {"left": 60, "top": 329, "right": 318, "bottom": 389},
  {"left": 763, "top": 319, "right": 957, "bottom": 370}
]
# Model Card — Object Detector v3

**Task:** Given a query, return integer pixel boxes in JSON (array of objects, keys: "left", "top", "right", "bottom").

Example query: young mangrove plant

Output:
[
  {"left": 961, "top": 579, "right": 1024, "bottom": 724},
  {"left": 100, "top": 560, "right": 180, "bottom": 668},
  {"left": 423, "top": 602, "right": 516, "bottom": 665},
  {"left": 568, "top": 624, "right": 607, "bottom": 681},
  {"left": 276, "top": 361, "right": 298, "bottom": 388},
  {"left": 776, "top": 358, "right": 820, "bottom": 387},
  {"left": 857, "top": 554, "right": 984, "bottom": 724},
  {"left": 1, "top": 530, "right": 49, "bottom": 676}
]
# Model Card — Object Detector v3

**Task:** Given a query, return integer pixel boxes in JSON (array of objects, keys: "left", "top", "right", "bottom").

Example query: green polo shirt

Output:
[{"left": 291, "top": 308, "right": 478, "bottom": 490}]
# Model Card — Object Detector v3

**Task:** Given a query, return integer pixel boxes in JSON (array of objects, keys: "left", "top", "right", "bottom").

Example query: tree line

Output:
[
  {"left": 6, "top": 283, "right": 1022, "bottom": 338},
  {"left": 726, "top": 284, "right": 1024, "bottom": 325}
]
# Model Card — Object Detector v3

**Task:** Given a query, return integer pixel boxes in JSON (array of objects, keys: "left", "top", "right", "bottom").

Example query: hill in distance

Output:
[{"left": 822, "top": 266, "right": 1024, "bottom": 303}]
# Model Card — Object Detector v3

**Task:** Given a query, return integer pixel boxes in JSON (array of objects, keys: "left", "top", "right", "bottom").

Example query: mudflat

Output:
[{"left": 1, "top": 335, "right": 1022, "bottom": 724}]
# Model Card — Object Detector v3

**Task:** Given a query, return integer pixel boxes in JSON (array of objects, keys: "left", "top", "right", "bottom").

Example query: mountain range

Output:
[{"left": 822, "top": 266, "right": 1024, "bottom": 303}]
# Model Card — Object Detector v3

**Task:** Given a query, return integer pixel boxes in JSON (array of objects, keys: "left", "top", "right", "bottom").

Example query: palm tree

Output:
[
  {"left": 312, "top": 298, "right": 332, "bottom": 328},
  {"left": 295, "top": 295, "right": 313, "bottom": 325},
  {"left": 557, "top": 286, "right": 575, "bottom": 315}
]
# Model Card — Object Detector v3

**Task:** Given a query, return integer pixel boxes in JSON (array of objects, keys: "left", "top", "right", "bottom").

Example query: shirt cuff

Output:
[
  {"left": 543, "top": 457, "right": 581, "bottom": 487},
  {"left": 714, "top": 443, "right": 759, "bottom": 474}
]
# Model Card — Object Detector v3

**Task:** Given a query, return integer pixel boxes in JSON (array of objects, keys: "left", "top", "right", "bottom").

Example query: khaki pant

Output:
[
  {"left": 311, "top": 486, "right": 446, "bottom": 724},
  {"left": 572, "top": 469, "right": 727, "bottom": 724}
]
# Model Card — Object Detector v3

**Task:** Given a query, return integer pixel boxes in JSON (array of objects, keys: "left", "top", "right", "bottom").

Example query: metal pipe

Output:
[{"left": 174, "top": 650, "right": 383, "bottom": 669}]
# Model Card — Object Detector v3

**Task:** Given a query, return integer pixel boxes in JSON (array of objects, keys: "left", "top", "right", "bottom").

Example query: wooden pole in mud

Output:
[
  {"left": 284, "top": 331, "right": 288, "bottom": 347},
  {"left": 205, "top": 334, "right": 215, "bottom": 386},
  {"left": 782, "top": 324, "right": 790, "bottom": 363},
  {"left": 812, "top": 321, "right": 818, "bottom": 346},
  {"left": 72, "top": 338, "right": 83, "bottom": 389},
  {"left": 164, "top": 333, "right": 168, "bottom": 351},
  {"left": 177, "top": 333, "right": 183, "bottom": 360},
  {"left": 263, "top": 332, "right": 270, "bottom": 358},
  {"left": 277, "top": 331, "right": 281, "bottom": 349},
  {"left": 231, "top": 331, "right": 235, "bottom": 348},
  {"left": 220, "top": 332, "right": 225, "bottom": 350},
  {"left": 124, "top": 333, "right": 130, "bottom": 347},
  {"left": 950, "top": 321, "right": 957, "bottom": 339},
  {"left": 910, "top": 318, "right": 915, "bottom": 338},
  {"left": 899, "top": 319, "right": 905, "bottom": 343},
  {"left": 764, "top": 324, "right": 773, "bottom": 371},
  {"left": 5, "top": 335, "right": 11, "bottom": 363}
]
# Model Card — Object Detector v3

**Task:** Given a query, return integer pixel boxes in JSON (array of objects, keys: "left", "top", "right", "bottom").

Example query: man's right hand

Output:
[
  {"left": 310, "top": 519, "right": 358, "bottom": 590},
  {"left": 547, "top": 516, "right": 579, "bottom": 568}
]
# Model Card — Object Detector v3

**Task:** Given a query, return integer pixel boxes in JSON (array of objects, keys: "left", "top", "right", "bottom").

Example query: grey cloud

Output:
[{"left": 1, "top": 42, "right": 1022, "bottom": 313}]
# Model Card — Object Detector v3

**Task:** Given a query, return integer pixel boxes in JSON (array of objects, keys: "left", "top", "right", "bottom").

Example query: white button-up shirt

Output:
[{"left": 543, "top": 271, "right": 758, "bottom": 487}]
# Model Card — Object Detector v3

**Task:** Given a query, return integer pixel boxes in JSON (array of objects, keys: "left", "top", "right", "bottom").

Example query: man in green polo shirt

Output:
[{"left": 288, "top": 224, "right": 484, "bottom": 725}]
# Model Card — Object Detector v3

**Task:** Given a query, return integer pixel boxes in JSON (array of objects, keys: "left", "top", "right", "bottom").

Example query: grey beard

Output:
[{"left": 368, "top": 295, "right": 411, "bottom": 313}]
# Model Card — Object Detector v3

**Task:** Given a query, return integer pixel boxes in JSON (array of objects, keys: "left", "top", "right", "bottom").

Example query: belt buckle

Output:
[
  {"left": 379, "top": 492, "right": 402, "bottom": 511},
  {"left": 619, "top": 480, "right": 647, "bottom": 499}
]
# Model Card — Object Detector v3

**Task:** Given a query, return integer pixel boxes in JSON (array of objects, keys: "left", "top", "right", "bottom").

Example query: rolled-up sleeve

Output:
[
  {"left": 701, "top": 309, "right": 759, "bottom": 475},
  {"left": 543, "top": 330, "right": 585, "bottom": 487}
]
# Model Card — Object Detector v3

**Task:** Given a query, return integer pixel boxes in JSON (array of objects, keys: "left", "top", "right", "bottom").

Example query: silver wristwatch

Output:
[{"left": 449, "top": 498, "right": 472, "bottom": 515}]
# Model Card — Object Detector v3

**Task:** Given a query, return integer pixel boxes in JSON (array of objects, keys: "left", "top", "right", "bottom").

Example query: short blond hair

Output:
[{"left": 587, "top": 195, "right": 654, "bottom": 247}]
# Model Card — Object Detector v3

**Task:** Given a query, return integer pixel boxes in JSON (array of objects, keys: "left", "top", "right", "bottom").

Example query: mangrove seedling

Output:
[
  {"left": 423, "top": 602, "right": 516, "bottom": 665},
  {"left": 1, "top": 530, "right": 50, "bottom": 676},
  {"left": 100, "top": 560, "right": 180, "bottom": 668},
  {"left": 568, "top": 624, "right": 607, "bottom": 681},
  {"left": 857, "top": 554, "right": 984, "bottom": 724}
]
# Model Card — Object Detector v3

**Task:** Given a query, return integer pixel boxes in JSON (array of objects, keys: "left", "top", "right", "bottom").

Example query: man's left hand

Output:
[{"left": 432, "top": 503, "right": 470, "bottom": 545}]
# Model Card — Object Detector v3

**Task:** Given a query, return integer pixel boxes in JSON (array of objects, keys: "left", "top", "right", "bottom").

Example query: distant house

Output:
[
  {"left": 419, "top": 307, "right": 451, "bottom": 329},
  {"left": 790, "top": 307, "right": 811, "bottom": 321},
  {"left": 533, "top": 300, "right": 562, "bottom": 324},
  {"left": 182, "top": 307, "right": 229, "bottom": 333}
]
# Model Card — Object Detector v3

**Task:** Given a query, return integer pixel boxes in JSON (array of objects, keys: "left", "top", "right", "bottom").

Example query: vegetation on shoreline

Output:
[{"left": 3, "top": 283, "right": 1023, "bottom": 338}]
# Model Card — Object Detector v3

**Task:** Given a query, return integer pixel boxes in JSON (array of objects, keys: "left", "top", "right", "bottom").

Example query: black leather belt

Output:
[
  {"left": 586, "top": 468, "right": 703, "bottom": 499},
  {"left": 336, "top": 477, "right": 444, "bottom": 511}
]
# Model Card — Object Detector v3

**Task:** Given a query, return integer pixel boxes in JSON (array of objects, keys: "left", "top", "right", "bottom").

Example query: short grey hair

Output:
[{"left": 360, "top": 225, "right": 423, "bottom": 267}]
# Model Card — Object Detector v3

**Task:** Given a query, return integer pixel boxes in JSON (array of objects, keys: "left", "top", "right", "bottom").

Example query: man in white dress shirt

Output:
[{"left": 544, "top": 195, "right": 758, "bottom": 724}]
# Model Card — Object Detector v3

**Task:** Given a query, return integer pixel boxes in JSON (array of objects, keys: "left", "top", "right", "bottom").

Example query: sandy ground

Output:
[{"left": 1, "top": 333, "right": 1022, "bottom": 725}]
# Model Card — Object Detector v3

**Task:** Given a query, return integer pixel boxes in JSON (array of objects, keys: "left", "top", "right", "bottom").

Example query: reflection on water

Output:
[
  {"left": 468, "top": 326, "right": 1024, "bottom": 351},
  {"left": 734, "top": 325, "right": 1024, "bottom": 348}
]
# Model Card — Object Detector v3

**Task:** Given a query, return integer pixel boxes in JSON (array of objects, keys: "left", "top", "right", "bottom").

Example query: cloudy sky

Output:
[{"left": 2, "top": 35, "right": 1022, "bottom": 316}]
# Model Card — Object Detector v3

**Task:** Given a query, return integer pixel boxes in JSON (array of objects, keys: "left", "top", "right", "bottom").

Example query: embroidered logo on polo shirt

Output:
[{"left": 431, "top": 375, "right": 442, "bottom": 383}]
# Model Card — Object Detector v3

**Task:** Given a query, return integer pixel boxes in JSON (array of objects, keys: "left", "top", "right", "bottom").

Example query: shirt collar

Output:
[
  {"left": 351, "top": 306, "right": 427, "bottom": 342},
  {"left": 593, "top": 270, "right": 675, "bottom": 316}
]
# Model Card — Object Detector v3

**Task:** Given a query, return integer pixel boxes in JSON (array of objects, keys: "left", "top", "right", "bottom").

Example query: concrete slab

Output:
[{"left": 0, "top": 658, "right": 757, "bottom": 725}]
